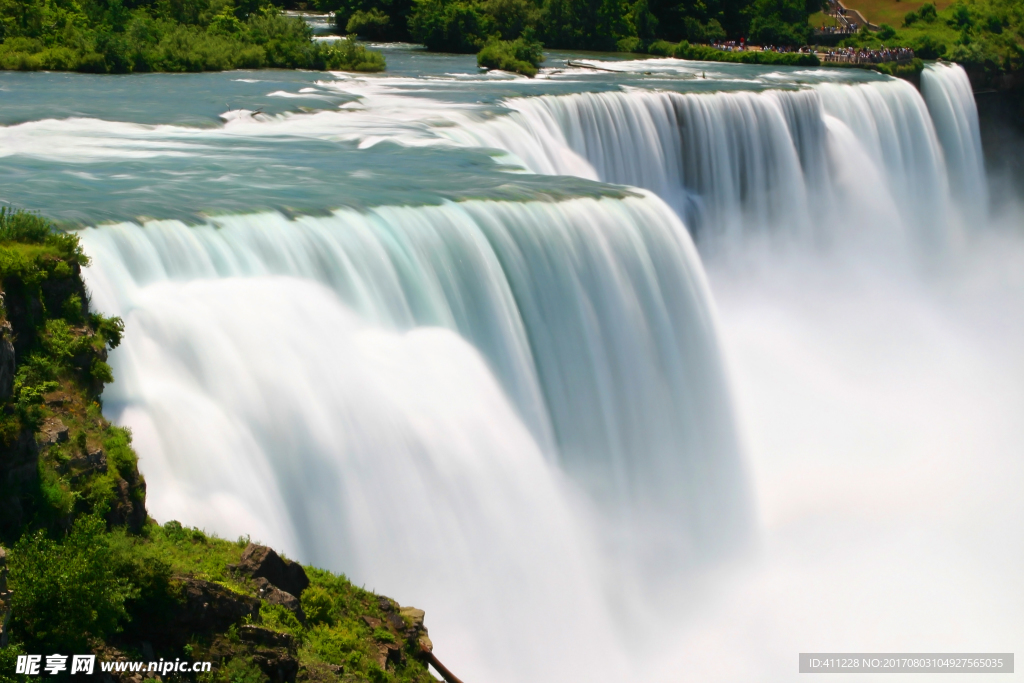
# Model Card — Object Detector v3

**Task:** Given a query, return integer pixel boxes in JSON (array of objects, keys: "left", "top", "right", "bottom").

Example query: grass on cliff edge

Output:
[{"left": 5, "top": 518, "right": 437, "bottom": 683}]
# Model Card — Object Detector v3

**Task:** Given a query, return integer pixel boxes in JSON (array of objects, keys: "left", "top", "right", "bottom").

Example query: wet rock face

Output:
[{"left": 234, "top": 543, "right": 310, "bottom": 598}]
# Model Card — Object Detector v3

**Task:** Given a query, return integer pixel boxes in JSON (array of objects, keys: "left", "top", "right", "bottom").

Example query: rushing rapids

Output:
[{"left": 4, "top": 57, "right": 1019, "bottom": 682}]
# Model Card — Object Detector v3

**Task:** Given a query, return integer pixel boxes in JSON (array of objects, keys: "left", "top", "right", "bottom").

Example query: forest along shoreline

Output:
[
  {"left": 1, "top": 0, "right": 1022, "bottom": 88},
  {"left": 0, "top": 209, "right": 459, "bottom": 683}
]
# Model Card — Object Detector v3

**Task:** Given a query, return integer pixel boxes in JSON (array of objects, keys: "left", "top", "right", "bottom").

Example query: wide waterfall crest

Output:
[
  {"left": 438, "top": 67, "right": 986, "bottom": 249},
  {"left": 82, "top": 194, "right": 748, "bottom": 572}
]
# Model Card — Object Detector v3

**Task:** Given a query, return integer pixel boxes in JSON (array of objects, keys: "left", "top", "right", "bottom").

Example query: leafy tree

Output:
[
  {"left": 409, "top": 0, "right": 487, "bottom": 51},
  {"left": 8, "top": 516, "right": 138, "bottom": 651},
  {"left": 346, "top": 8, "right": 391, "bottom": 37},
  {"left": 477, "top": 31, "right": 543, "bottom": 74}
]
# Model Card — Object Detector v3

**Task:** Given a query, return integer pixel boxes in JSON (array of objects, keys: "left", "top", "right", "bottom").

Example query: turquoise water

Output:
[{"left": 0, "top": 46, "right": 886, "bottom": 224}]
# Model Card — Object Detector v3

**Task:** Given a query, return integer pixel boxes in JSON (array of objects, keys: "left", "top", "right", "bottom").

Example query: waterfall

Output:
[
  {"left": 81, "top": 194, "right": 748, "bottom": 682},
  {"left": 920, "top": 62, "right": 989, "bottom": 221},
  {"left": 65, "top": 61, "right": 1000, "bottom": 682},
  {"left": 441, "top": 66, "right": 986, "bottom": 249}
]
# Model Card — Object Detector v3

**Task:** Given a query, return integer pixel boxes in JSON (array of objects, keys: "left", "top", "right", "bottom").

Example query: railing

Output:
[{"left": 818, "top": 51, "right": 915, "bottom": 64}]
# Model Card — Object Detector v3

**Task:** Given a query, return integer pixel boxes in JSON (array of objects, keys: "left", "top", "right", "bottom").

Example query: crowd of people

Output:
[
  {"left": 705, "top": 40, "right": 915, "bottom": 64},
  {"left": 816, "top": 24, "right": 858, "bottom": 35},
  {"left": 710, "top": 40, "right": 747, "bottom": 51},
  {"left": 819, "top": 46, "right": 916, "bottom": 63}
]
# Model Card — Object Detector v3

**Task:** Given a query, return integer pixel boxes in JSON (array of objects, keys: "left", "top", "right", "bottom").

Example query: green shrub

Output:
[
  {"left": 904, "top": 2, "right": 938, "bottom": 25},
  {"left": 200, "top": 656, "right": 267, "bottom": 683},
  {"left": 322, "top": 37, "right": 386, "bottom": 71},
  {"left": 346, "top": 9, "right": 391, "bottom": 38},
  {"left": 878, "top": 23, "right": 897, "bottom": 40},
  {"left": 0, "top": 642, "right": 27, "bottom": 683},
  {"left": 477, "top": 33, "right": 544, "bottom": 75},
  {"left": 303, "top": 585, "right": 335, "bottom": 626},
  {"left": 8, "top": 516, "right": 138, "bottom": 651},
  {"left": 0, "top": 208, "right": 51, "bottom": 244},
  {"left": 911, "top": 33, "right": 947, "bottom": 58}
]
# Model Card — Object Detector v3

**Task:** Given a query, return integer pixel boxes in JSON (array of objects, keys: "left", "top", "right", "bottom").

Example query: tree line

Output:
[{"left": 320, "top": 0, "right": 822, "bottom": 53}]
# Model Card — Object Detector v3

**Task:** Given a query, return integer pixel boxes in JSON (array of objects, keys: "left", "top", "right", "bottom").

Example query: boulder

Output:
[
  {"left": 176, "top": 577, "right": 260, "bottom": 632},
  {"left": 235, "top": 544, "right": 309, "bottom": 598},
  {"left": 251, "top": 648, "right": 299, "bottom": 683},
  {"left": 37, "top": 417, "right": 69, "bottom": 447},
  {"left": 374, "top": 643, "right": 402, "bottom": 670},
  {"left": 239, "top": 625, "right": 296, "bottom": 650},
  {"left": 254, "top": 577, "right": 306, "bottom": 624}
]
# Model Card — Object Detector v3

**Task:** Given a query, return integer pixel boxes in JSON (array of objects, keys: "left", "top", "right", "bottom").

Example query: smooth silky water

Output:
[{"left": 2, "top": 51, "right": 1021, "bottom": 681}]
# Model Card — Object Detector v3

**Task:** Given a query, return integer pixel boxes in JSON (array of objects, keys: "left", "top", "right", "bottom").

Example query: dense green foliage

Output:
[
  {"left": 272, "top": 0, "right": 824, "bottom": 54},
  {"left": 0, "top": 0, "right": 384, "bottom": 72},
  {"left": 399, "top": 0, "right": 820, "bottom": 53},
  {"left": 477, "top": 32, "right": 543, "bottom": 74},
  {"left": 836, "top": 0, "right": 1024, "bottom": 81},
  {"left": 0, "top": 209, "right": 140, "bottom": 540},
  {"left": 8, "top": 516, "right": 137, "bottom": 652},
  {"left": 323, "top": 35, "right": 387, "bottom": 69}
]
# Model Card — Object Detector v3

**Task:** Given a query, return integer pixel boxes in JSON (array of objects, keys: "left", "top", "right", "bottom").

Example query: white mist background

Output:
[{"left": 643, "top": 222, "right": 1024, "bottom": 681}]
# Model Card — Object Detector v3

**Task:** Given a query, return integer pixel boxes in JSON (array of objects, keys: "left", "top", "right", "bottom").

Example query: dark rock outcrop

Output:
[
  {"left": 254, "top": 577, "right": 306, "bottom": 623},
  {"left": 107, "top": 476, "right": 147, "bottom": 532},
  {"left": 240, "top": 624, "right": 296, "bottom": 649},
  {"left": 176, "top": 577, "right": 260, "bottom": 633},
  {"left": 251, "top": 647, "right": 300, "bottom": 683},
  {"left": 37, "top": 417, "right": 69, "bottom": 446},
  {"left": 234, "top": 543, "right": 310, "bottom": 598},
  {"left": 211, "top": 626, "right": 299, "bottom": 683}
]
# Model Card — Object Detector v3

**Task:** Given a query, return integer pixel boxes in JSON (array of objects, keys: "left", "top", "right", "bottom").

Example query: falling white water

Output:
[
  {"left": 440, "top": 65, "right": 986, "bottom": 252},
  {"left": 81, "top": 195, "right": 747, "bottom": 682},
  {"left": 63, "top": 59, "right": 1019, "bottom": 683},
  {"left": 921, "top": 62, "right": 989, "bottom": 221}
]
